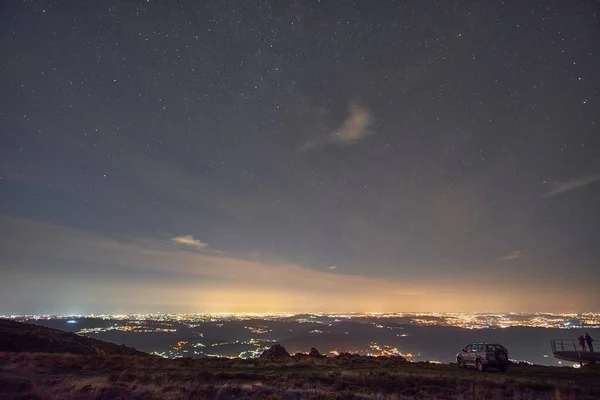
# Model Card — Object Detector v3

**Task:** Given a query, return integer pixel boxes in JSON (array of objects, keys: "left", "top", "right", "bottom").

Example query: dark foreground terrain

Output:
[
  {"left": 1, "top": 320, "right": 600, "bottom": 399},
  {"left": 3, "top": 353, "right": 600, "bottom": 399}
]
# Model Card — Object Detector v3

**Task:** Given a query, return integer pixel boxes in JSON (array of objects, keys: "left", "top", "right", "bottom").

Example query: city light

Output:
[{"left": 4, "top": 312, "right": 598, "bottom": 361}]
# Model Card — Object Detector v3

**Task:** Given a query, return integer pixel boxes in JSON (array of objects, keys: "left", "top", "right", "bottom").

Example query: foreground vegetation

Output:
[{"left": 1, "top": 352, "right": 599, "bottom": 399}]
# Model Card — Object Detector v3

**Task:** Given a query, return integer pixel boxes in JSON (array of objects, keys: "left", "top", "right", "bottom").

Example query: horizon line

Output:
[{"left": 3, "top": 310, "right": 600, "bottom": 317}]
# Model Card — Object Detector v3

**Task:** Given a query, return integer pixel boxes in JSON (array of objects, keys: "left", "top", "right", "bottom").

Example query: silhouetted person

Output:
[
  {"left": 578, "top": 335, "right": 586, "bottom": 351},
  {"left": 585, "top": 333, "right": 594, "bottom": 352}
]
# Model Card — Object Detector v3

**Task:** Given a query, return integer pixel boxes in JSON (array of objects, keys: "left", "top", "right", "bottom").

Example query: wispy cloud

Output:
[
  {"left": 302, "top": 104, "right": 373, "bottom": 150},
  {"left": 498, "top": 249, "right": 526, "bottom": 261},
  {"left": 543, "top": 173, "right": 600, "bottom": 198},
  {"left": 172, "top": 235, "right": 208, "bottom": 249},
  {"left": 327, "top": 265, "right": 337, "bottom": 270},
  {"left": 328, "top": 104, "right": 373, "bottom": 144}
]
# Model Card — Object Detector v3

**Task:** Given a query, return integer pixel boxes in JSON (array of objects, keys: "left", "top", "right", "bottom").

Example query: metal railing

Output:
[{"left": 551, "top": 339, "right": 578, "bottom": 353}]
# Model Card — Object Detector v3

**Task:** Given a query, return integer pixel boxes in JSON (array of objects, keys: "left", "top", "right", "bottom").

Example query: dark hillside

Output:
[{"left": 0, "top": 319, "right": 147, "bottom": 356}]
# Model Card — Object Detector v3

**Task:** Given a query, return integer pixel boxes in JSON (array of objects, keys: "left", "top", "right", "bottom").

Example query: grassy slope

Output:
[
  {"left": 0, "top": 319, "right": 146, "bottom": 356},
  {"left": 1, "top": 353, "right": 599, "bottom": 400}
]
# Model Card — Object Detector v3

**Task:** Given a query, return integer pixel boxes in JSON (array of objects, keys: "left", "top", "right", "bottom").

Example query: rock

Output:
[
  {"left": 308, "top": 347, "right": 324, "bottom": 358},
  {"left": 260, "top": 344, "right": 290, "bottom": 358}
]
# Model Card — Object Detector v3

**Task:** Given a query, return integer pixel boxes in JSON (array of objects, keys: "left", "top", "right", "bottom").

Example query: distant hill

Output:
[{"left": 0, "top": 319, "right": 148, "bottom": 356}]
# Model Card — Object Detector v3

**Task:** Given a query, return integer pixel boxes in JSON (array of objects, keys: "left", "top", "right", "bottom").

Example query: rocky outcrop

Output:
[
  {"left": 260, "top": 344, "right": 290, "bottom": 358},
  {"left": 308, "top": 347, "right": 325, "bottom": 358}
]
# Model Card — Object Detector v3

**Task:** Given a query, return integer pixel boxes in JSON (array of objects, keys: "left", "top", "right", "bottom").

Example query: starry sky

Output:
[{"left": 1, "top": 1, "right": 599, "bottom": 314}]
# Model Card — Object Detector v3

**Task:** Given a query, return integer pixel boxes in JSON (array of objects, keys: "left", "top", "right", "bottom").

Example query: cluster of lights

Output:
[
  {"left": 404, "top": 312, "right": 600, "bottom": 329},
  {"left": 245, "top": 326, "right": 271, "bottom": 334},
  {"left": 5, "top": 312, "right": 598, "bottom": 330},
  {"left": 368, "top": 342, "right": 414, "bottom": 359},
  {"left": 6, "top": 312, "right": 599, "bottom": 363},
  {"left": 77, "top": 326, "right": 177, "bottom": 334}
]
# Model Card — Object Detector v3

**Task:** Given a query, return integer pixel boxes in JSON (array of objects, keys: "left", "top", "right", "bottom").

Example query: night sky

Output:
[{"left": 1, "top": 1, "right": 599, "bottom": 314}]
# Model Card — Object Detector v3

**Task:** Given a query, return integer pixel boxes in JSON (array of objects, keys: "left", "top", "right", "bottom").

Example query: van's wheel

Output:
[
  {"left": 457, "top": 357, "right": 465, "bottom": 368},
  {"left": 476, "top": 359, "right": 485, "bottom": 372}
]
